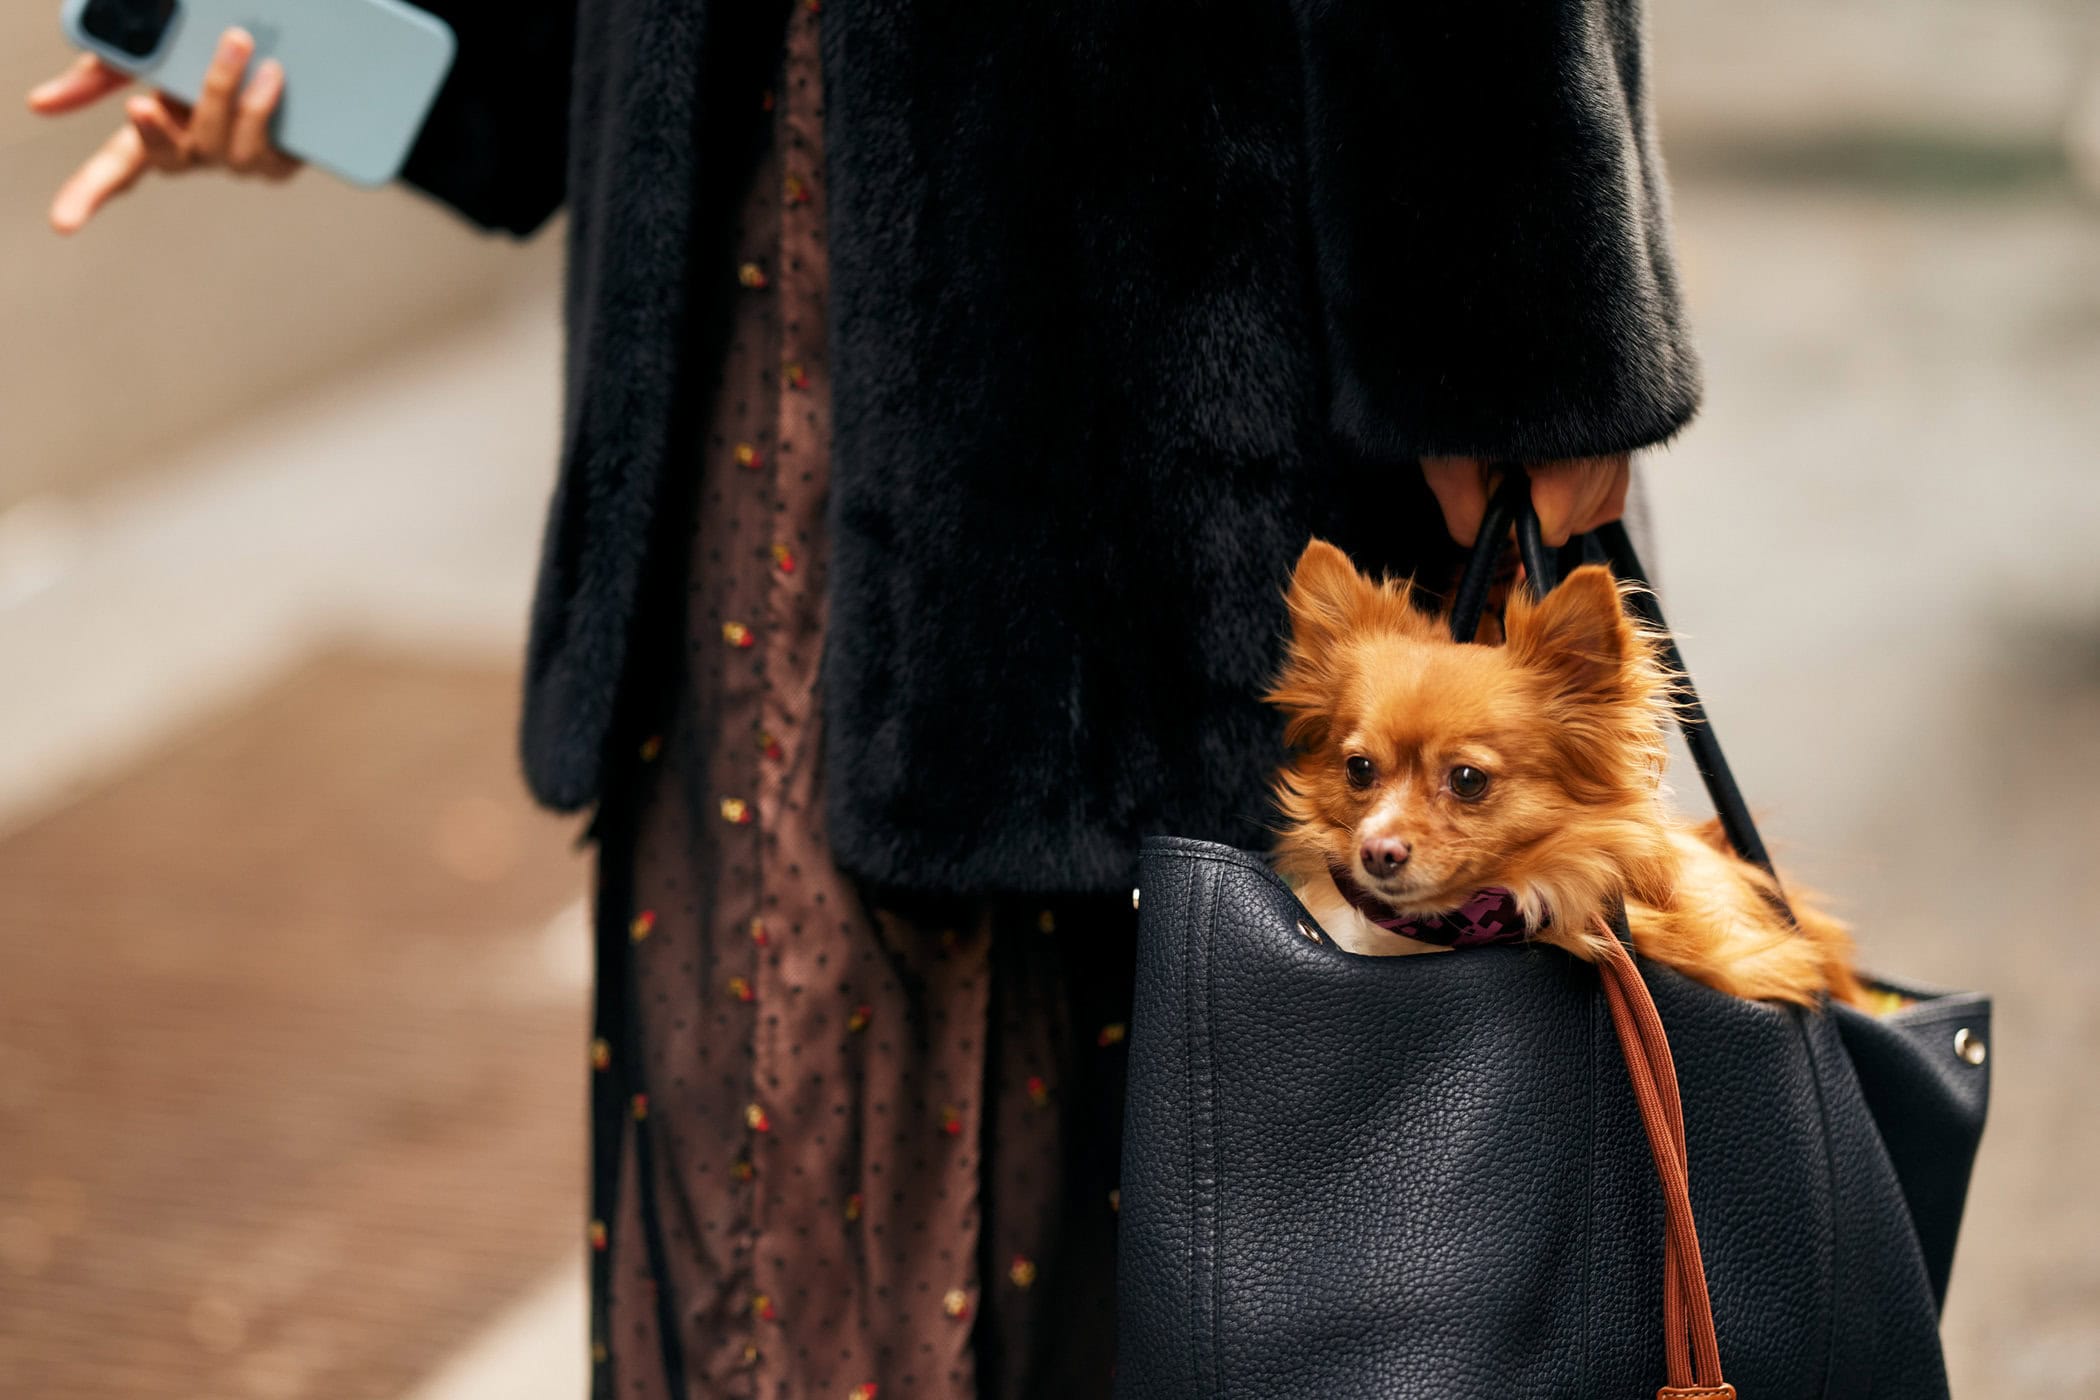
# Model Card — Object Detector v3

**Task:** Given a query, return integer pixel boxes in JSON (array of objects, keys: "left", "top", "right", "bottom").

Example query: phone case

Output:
[{"left": 60, "top": 0, "right": 456, "bottom": 187}]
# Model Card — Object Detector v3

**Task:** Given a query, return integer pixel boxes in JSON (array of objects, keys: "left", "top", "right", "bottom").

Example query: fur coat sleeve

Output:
[
  {"left": 396, "top": 0, "right": 576, "bottom": 236},
  {"left": 1293, "top": 0, "right": 1701, "bottom": 460}
]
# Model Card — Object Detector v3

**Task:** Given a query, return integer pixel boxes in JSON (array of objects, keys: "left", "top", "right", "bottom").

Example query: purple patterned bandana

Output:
[{"left": 1330, "top": 867, "right": 1534, "bottom": 948}]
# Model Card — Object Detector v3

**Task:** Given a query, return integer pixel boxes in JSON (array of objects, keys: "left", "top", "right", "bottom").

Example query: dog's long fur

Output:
[{"left": 1268, "top": 539, "right": 1866, "bottom": 1007}]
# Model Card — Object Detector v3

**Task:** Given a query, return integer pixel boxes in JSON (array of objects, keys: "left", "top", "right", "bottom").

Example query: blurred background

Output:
[{"left": 2, "top": 1, "right": 2097, "bottom": 1395}]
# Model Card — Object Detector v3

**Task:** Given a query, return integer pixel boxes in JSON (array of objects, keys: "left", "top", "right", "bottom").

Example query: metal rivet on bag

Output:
[
  {"left": 1131, "top": 887, "right": 1140, "bottom": 911},
  {"left": 1296, "top": 919, "right": 1322, "bottom": 944},
  {"left": 1954, "top": 1027, "right": 1986, "bottom": 1066}
]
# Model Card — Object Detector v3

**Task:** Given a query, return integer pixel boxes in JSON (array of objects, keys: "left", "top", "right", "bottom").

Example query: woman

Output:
[{"left": 30, "top": 2, "right": 1691, "bottom": 1393}]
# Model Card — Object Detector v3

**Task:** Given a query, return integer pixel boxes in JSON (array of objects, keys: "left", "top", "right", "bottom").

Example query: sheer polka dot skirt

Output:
[{"left": 585, "top": 4, "right": 1131, "bottom": 1396}]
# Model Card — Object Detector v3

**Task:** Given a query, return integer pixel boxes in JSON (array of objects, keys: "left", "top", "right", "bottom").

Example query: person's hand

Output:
[
  {"left": 1421, "top": 455, "right": 1631, "bottom": 548},
  {"left": 26, "top": 27, "right": 300, "bottom": 234}
]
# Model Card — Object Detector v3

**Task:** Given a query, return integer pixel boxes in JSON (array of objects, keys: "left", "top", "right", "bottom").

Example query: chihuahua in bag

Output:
[{"left": 1268, "top": 539, "right": 1867, "bottom": 1007}]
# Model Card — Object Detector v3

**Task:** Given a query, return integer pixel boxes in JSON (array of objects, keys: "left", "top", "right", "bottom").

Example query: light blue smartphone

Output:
[{"left": 60, "top": 0, "right": 456, "bottom": 187}]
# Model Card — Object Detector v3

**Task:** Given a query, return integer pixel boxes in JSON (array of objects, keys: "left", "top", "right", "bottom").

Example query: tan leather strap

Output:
[{"left": 1595, "top": 923, "right": 1732, "bottom": 1400}]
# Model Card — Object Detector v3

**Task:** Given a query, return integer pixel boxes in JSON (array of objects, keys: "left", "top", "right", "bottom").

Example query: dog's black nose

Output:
[{"left": 1360, "top": 837, "right": 1410, "bottom": 875}]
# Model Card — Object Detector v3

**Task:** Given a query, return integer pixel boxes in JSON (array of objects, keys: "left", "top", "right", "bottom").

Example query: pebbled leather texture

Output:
[
  {"left": 1115, "top": 838, "right": 1989, "bottom": 1399},
  {"left": 1832, "top": 988, "right": 1991, "bottom": 1312}
]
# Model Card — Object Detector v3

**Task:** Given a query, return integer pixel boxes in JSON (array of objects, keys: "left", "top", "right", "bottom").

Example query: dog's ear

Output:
[
  {"left": 1271, "top": 540, "right": 1444, "bottom": 748},
  {"left": 1282, "top": 539, "right": 1437, "bottom": 649},
  {"left": 1270, "top": 540, "right": 1381, "bottom": 749},
  {"left": 1504, "top": 565, "right": 1638, "bottom": 702},
  {"left": 1281, "top": 539, "right": 1372, "bottom": 650}
]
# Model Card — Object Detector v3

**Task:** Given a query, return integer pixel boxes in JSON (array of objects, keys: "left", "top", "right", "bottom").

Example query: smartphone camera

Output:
[{"left": 78, "top": 0, "right": 180, "bottom": 60}]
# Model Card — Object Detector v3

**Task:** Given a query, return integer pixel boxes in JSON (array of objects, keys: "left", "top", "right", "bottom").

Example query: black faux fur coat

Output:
[{"left": 402, "top": 0, "right": 1700, "bottom": 896}]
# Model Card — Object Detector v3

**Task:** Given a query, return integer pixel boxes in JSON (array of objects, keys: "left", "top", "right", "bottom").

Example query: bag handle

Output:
[{"left": 1448, "top": 468, "right": 1777, "bottom": 879}]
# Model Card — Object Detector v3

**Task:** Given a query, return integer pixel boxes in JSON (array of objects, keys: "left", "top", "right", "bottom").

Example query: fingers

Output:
[
  {"left": 227, "top": 59, "right": 293, "bottom": 175},
  {"left": 1421, "top": 456, "right": 1491, "bottom": 547},
  {"left": 1526, "top": 454, "right": 1630, "bottom": 545},
  {"left": 39, "top": 26, "right": 295, "bottom": 233},
  {"left": 1526, "top": 463, "right": 1582, "bottom": 547},
  {"left": 188, "top": 27, "right": 254, "bottom": 161},
  {"left": 127, "top": 93, "right": 190, "bottom": 172},
  {"left": 1425, "top": 454, "right": 1631, "bottom": 553},
  {"left": 50, "top": 123, "right": 148, "bottom": 233},
  {"left": 25, "top": 53, "right": 130, "bottom": 115},
  {"left": 1589, "top": 455, "right": 1632, "bottom": 536}
]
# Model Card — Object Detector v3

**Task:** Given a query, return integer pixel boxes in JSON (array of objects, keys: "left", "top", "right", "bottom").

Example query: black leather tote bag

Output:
[{"left": 1114, "top": 481, "right": 1990, "bottom": 1399}]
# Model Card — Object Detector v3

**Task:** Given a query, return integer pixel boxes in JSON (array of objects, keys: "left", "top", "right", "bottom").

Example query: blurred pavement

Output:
[
  {"left": 0, "top": 300, "right": 595, "bottom": 1399},
  {"left": 1650, "top": 179, "right": 2100, "bottom": 1399}
]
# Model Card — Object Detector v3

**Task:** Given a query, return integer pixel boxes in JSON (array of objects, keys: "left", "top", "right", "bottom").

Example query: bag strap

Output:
[
  {"left": 1447, "top": 469, "right": 1530, "bottom": 645},
  {"left": 1453, "top": 469, "right": 1736, "bottom": 1397},
  {"left": 1600, "top": 910, "right": 1733, "bottom": 1399}
]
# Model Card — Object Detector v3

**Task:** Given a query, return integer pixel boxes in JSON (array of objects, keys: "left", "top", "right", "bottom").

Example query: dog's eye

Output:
[
  {"left": 1448, "top": 765, "right": 1490, "bottom": 801},
  {"left": 1345, "top": 755, "right": 1376, "bottom": 788}
]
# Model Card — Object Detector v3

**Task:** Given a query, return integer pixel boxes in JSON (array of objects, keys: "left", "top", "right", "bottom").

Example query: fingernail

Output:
[
  {"left": 219, "top": 28, "right": 252, "bottom": 59},
  {"left": 253, "top": 59, "right": 283, "bottom": 91}
]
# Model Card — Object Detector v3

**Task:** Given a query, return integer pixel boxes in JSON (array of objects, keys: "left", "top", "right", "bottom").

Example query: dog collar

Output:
[{"left": 1329, "top": 868, "right": 1532, "bottom": 948}]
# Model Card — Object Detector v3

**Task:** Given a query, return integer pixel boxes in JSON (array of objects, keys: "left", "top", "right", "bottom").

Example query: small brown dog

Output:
[{"left": 1268, "top": 539, "right": 1867, "bottom": 1007}]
